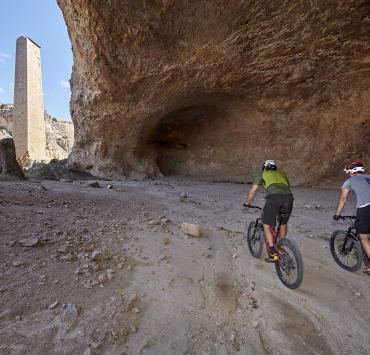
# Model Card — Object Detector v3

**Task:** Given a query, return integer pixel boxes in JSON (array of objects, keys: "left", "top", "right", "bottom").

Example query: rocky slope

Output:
[
  {"left": 0, "top": 104, "right": 74, "bottom": 162},
  {"left": 0, "top": 104, "right": 13, "bottom": 134},
  {"left": 44, "top": 112, "right": 74, "bottom": 161},
  {"left": 58, "top": 0, "right": 370, "bottom": 184}
]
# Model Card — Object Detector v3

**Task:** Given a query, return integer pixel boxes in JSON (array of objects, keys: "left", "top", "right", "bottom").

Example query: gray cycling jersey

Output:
[{"left": 342, "top": 174, "right": 370, "bottom": 208}]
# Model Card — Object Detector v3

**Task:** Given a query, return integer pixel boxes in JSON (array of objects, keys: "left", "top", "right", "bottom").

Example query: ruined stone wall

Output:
[{"left": 58, "top": 0, "right": 370, "bottom": 184}]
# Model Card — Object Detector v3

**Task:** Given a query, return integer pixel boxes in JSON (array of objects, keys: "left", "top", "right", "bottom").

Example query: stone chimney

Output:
[{"left": 13, "top": 36, "right": 46, "bottom": 166}]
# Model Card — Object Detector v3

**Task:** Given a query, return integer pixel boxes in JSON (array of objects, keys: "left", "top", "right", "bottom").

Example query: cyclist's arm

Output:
[
  {"left": 335, "top": 188, "right": 350, "bottom": 215},
  {"left": 245, "top": 184, "right": 259, "bottom": 206}
]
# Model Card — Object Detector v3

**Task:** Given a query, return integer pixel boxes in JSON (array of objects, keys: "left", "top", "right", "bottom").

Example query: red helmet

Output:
[{"left": 344, "top": 161, "right": 365, "bottom": 174}]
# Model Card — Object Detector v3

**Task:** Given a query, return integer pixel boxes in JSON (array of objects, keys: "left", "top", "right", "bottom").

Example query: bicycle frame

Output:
[
  {"left": 253, "top": 210, "right": 283, "bottom": 249},
  {"left": 335, "top": 215, "right": 370, "bottom": 268},
  {"left": 271, "top": 224, "right": 281, "bottom": 245},
  {"left": 340, "top": 226, "right": 358, "bottom": 254}
]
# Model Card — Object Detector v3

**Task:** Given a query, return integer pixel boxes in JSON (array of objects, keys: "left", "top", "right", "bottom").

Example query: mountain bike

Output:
[
  {"left": 330, "top": 216, "right": 370, "bottom": 272},
  {"left": 245, "top": 205, "right": 303, "bottom": 289}
]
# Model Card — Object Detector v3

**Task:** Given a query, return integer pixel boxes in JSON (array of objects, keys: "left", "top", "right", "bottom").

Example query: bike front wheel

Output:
[
  {"left": 246, "top": 221, "right": 264, "bottom": 258},
  {"left": 275, "top": 238, "right": 303, "bottom": 289},
  {"left": 330, "top": 230, "right": 363, "bottom": 272}
]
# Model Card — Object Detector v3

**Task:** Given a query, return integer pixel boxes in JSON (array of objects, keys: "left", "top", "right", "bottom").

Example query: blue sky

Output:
[{"left": 0, "top": 0, "right": 72, "bottom": 121}]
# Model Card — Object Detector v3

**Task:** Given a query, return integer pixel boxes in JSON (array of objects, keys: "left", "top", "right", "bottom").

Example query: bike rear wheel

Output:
[
  {"left": 275, "top": 238, "right": 303, "bottom": 289},
  {"left": 330, "top": 230, "right": 363, "bottom": 272},
  {"left": 246, "top": 221, "right": 264, "bottom": 258}
]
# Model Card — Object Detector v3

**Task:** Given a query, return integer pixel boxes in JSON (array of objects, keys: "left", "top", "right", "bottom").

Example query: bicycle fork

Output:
[{"left": 340, "top": 233, "right": 355, "bottom": 254}]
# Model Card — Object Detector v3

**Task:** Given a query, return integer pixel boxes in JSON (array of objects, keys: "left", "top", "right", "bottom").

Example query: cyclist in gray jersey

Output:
[{"left": 334, "top": 161, "right": 370, "bottom": 275}]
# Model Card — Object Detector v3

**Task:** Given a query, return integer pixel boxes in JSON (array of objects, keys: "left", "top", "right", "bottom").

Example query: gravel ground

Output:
[{"left": 0, "top": 178, "right": 369, "bottom": 355}]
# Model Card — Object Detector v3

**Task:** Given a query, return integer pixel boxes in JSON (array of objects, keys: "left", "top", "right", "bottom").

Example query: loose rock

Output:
[
  {"left": 49, "top": 301, "right": 59, "bottom": 309},
  {"left": 148, "top": 219, "right": 160, "bottom": 226},
  {"left": 18, "top": 237, "right": 45, "bottom": 248},
  {"left": 11, "top": 260, "right": 24, "bottom": 267},
  {"left": 181, "top": 223, "right": 202, "bottom": 237},
  {"left": 90, "top": 249, "right": 111, "bottom": 261},
  {"left": 98, "top": 274, "right": 107, "bottom": 284}
]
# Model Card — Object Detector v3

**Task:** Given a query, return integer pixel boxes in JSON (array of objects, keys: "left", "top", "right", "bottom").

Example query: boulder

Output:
[{"left": 0, "top": 138, "right": 25, "bottom": 179}]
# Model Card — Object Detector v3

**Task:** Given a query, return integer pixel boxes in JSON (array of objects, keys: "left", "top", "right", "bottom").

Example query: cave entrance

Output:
[
  {"left": 152, "top": 104, "right": 221, "bottom": 176},
  {"left": 143, "top": 95, "right": 253, "bottom": 179}
]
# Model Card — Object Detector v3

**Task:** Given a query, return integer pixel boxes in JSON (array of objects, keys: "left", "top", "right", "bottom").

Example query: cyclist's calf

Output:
[
  {"left": 359, "top": 234, "right": 370, "bottom": 260},
  {"left": 263, "top": 224, "right": 274, "bottom": 247},
  {"left": 279, "top": 224, "right": 288, "bottom": 238}
]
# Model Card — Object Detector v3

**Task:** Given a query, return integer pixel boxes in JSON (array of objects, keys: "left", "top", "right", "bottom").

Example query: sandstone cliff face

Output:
[
  {"left": 58, "top": 0, "right": 370, "bottom": 184},
  {"left": 0, "top": 104, "right": 74, "bottom": 162}
]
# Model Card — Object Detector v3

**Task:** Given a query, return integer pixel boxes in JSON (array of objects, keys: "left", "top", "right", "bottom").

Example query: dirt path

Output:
[{"left": 0, "top": 179, "right": 369, "bottom": 354}]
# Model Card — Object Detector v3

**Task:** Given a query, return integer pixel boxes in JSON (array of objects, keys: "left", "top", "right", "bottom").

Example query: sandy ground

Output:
[{"left": 0, "top": 178, "right": 369, "bottom": 355}]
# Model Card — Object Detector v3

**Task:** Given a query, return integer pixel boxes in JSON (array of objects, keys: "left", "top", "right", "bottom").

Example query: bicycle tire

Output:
[
  {"left": 330, "top": 230, "right": 363, "bottom": 272},
  {"left": 246, "top": 221, "right": 264, "bottom": 258},
  {"left": 275, "top": 238, "right": 303, "bottom": 289}
]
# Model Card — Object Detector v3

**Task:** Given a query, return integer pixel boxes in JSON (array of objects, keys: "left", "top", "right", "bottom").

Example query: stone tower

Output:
[{"left": 13, "top": 36, "right": 46, "bottom": 165}]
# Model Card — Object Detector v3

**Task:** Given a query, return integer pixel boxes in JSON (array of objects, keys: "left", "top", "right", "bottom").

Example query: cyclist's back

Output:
[
  {"left": 255, "top": 170, "right": 292, "bottom": 196},
  {"left": 342, "top": 173, "right": 370, "bottom": 208}
]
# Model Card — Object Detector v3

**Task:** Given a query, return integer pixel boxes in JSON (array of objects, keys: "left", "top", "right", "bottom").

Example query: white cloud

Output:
[
  {"left": 60, "top": 80, "right": 70, "bottom": 89},
  {"left": 0, "top": 52, "right": 10, "bottom": 63},
  {"left": 0, "top": 88, "right": 5, "bottom": 94},
  {"left": 9, "top": 82, "right": 14, "bottom": 89}
]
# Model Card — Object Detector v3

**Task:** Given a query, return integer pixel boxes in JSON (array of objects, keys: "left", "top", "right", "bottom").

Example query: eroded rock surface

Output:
[
  {"left": 0, "top": 138, "right": 25, "bottom": 179},
  {"left": 58, "top": 0, "right": 370, "bottom": 184}
]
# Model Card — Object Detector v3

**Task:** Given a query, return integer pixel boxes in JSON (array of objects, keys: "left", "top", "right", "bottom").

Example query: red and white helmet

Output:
[{"left": 344, "top": 161, "right": 365, "bottom": 174}]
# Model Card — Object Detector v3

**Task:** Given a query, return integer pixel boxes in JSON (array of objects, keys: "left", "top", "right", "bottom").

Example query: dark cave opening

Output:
[{"left": 147, "top": 103, "right": 224, "bottom": 176}]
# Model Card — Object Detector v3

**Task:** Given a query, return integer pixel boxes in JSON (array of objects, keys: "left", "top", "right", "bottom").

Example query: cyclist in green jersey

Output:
[{"left": 244, "top": 160, "right": 294, "bottom": 262}]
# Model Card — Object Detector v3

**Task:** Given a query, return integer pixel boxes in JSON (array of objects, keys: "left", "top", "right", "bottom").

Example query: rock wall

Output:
[
  {"left": 0, "top": 104, "right": 74, "bottom": 162},
  {"left": 58, "top": 0, "right": 370, "bottom": 184}
]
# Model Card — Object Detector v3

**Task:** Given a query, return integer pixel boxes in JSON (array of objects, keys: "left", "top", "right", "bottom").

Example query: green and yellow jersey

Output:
[{"left": 254, "top": 170, "right": 292, "bottom": 195}]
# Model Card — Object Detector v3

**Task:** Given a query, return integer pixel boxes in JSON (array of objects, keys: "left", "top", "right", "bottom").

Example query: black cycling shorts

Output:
[
  {"left": 262, "top": 194, "right": 294, "bottom": 227},
  {"left": 355, "top": 204, "right": 370, "bottom": 234}
]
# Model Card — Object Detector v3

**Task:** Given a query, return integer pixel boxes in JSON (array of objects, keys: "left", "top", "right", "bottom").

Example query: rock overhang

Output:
[{"left": 57, "top": 0, "right": 370, "bottom": 184}]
